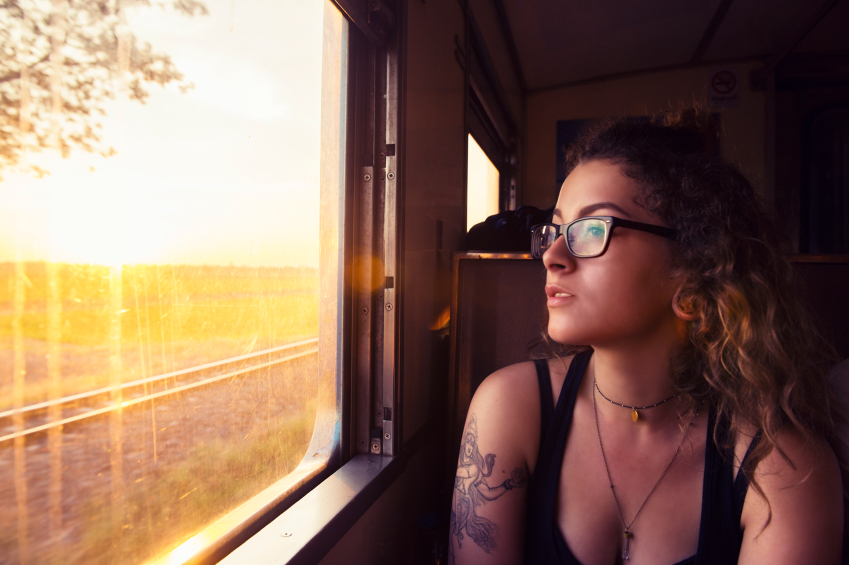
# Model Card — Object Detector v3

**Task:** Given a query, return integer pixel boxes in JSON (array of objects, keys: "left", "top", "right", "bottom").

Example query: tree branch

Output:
[{"left": 0, "top": 51, "right": 51, "bottom": 85}]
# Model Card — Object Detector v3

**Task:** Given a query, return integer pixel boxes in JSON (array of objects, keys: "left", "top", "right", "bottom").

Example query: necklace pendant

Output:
[
  {"left": 631, "top": 408, "right": 639, "bottom": 423},
  {"left": 623, "top": 530, "right": 633, "bottom": 560}
]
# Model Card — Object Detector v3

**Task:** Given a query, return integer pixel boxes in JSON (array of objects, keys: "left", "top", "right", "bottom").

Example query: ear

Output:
[{"left": 672, "top": 287, "right": 696, "bottom": 321}]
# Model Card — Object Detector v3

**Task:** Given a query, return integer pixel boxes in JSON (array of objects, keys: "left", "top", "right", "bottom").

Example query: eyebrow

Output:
[{"left": 552, "top": 201, "right": 633, "bottom": 222}]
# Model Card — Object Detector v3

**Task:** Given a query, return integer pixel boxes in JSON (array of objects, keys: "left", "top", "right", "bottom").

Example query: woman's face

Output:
[
  {"left": 464, "top": 435, "right": 475, "bottom": 457},
  {"left": 545, "top": 160, "right": 679, "bottom": 347}
]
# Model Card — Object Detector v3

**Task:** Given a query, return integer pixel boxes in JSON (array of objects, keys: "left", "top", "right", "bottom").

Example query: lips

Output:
[
  {"left": 545, "top": 284, "right": 574, "bottom": 307},
  {"left": 545, "top": 284, "right": 573, "bottom": 298}
]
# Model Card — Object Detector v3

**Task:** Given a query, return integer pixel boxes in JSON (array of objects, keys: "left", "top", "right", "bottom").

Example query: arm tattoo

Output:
[{"left": 449, "top": 413, "right": 527, "bottom": 563}]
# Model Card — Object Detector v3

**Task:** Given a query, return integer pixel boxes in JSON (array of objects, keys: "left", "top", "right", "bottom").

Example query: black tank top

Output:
[{"left": 525, "top": 351, "right": 759, "bottom": 565}]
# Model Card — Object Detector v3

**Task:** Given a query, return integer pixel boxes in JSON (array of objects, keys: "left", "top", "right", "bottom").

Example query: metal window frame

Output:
[
  {"left": 456, "top": 2, "right": 519, "bottom": 216},
  {"left": 340, "top": 0, "right": 402, "bottom": 462}
]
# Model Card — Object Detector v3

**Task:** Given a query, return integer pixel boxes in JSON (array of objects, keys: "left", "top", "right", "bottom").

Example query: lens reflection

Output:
[{"left": 567, "top": 219, "right": 607, "bottom": 257}]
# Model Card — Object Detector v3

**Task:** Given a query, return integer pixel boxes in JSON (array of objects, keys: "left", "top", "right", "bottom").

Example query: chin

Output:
[
  {"left": 547, "top": 321, "right": 587, "bottom": 346},
  {"left": 547, "top": 315, "right": 612, "bottom": 347}
]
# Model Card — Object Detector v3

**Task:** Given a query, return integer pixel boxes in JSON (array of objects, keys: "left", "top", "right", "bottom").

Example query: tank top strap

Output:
[
  {"left": 526, "top": 350, "right": 593, "bottom": 565},
  {"left": 733, "top": 430, "right": 762, "bottom": 513},
  {"left": 553, "top": 351, "right": 593, "bottom": 426},
  {"left": 534, "top": 351, "right": 592, "bottom": 476},
  {"left": 533, "top": 359, "right": 555, "bottom": 435},
  {"left": 694, "top": 407, "right": 750, "bottom": 564},
  {"left": 532, "top": 352, "right": 593, "bottom": 441}
]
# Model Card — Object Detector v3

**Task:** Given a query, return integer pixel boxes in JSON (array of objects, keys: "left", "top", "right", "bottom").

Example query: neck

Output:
[{"left": 588, "top": 324, "right": 685, "bottom": 424}]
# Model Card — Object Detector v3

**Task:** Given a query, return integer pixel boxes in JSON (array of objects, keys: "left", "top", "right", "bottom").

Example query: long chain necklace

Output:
[
  {"left": 592, "top": 378, "right": 697, "bottom": 561},
  {"left": 594, "top": 379, "right": 678, "bottom": 422}
]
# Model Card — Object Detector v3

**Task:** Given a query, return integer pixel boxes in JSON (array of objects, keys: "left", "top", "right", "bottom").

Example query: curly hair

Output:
[{"left": 547, "top": 105, "right": 840, "bottom": 510}]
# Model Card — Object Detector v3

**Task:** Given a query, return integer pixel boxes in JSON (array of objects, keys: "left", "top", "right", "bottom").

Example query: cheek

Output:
[{"left": 547, "top": 260, "right": 674, "bottom": 344}]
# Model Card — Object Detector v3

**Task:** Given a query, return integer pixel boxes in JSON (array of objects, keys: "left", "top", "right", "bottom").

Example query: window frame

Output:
[
  {"left": 461, "top": 6, "right": 519, "bottom": 217},
  {"left": 799, "top": 103, "right": 849, "bottom": 254}
]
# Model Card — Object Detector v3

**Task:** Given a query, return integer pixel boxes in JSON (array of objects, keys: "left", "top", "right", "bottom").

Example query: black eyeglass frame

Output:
[{"left": 530, "top": 216, "right": 677, "bottom": 259}]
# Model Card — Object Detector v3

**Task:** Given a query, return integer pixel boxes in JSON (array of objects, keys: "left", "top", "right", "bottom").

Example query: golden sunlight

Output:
[
  {"left": 0, "top": 0, "right": 330, "bottom": 563},
  {"left": 466, "top": 134, "right": 500, "bottom": 232},
  {"left": 11, "top": 158, "right": 170, "bottom": 267}
]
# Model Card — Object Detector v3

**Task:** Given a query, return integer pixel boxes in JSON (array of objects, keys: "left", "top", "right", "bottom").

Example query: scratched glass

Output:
[{"left": 0, "top": 1, "right": 344, "bottom": 563}]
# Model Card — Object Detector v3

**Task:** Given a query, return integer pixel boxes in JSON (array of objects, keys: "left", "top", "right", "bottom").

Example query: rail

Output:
[{"left": 0, "top": 338, "right": 319, "bottom": 443}]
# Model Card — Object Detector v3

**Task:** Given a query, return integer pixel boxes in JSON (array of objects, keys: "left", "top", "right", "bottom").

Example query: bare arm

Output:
[
  {"left": 738, "top": 432, "right": 843, "bottom": 564},
  {"left": 449, "top": 363, "right": 537, "bottom": 565},
  {"left": 476, "top": 469, "right": 526, "bottom": 501}
]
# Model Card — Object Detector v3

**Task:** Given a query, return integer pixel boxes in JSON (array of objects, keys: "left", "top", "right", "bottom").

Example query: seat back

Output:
[{"left": 447, "top": 253, "right": 546, "bottom": 446}]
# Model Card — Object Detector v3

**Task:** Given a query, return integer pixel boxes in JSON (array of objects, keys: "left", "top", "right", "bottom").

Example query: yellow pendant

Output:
[{"left": 631, "top": 409, "right": 639, "bottom": 423}]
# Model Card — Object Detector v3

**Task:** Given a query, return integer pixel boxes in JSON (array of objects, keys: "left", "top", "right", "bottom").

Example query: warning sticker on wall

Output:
[{"left": 709, "top": 68, "right": 739, "bottom": 108}]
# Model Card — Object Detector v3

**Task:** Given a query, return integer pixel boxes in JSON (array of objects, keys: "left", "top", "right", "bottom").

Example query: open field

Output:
[
  {"left": 0, "top": 262, "right": 321, "bottom": 564},
  {"left": 0, "top": 262, "right": 319, "bottom": 409}
]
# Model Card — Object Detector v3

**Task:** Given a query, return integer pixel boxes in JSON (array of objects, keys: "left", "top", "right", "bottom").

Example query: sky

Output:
[{"left": 0, "top": 0, "right": 333, "bottom": 268}]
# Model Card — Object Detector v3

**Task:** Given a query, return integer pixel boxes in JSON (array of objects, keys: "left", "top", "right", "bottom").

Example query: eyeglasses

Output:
[{"left": 530, "top": 216, "right": 677, "bottom": 259}]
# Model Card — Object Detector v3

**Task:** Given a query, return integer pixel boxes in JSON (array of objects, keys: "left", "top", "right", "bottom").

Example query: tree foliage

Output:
[{"left": 0, "top": 0, "right": 207, "bottom": 175}]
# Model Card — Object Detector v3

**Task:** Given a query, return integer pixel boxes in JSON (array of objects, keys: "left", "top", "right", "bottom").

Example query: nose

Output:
[{"left": 542, "top": 233, "right": 575, "bottom": 273}]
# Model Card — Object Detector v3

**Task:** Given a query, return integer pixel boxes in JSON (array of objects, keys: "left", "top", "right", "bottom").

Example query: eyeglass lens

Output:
[
  {"left": 568, "top": 218, "right": 607, "bottom": 256},
  {"left": 533, "top": 218, "right": 608, "bottom": 258}
]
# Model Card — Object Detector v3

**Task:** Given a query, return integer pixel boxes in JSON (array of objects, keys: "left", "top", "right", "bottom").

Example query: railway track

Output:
[{"left": 0, "top": 338, "right": 319, "bottom": 443}]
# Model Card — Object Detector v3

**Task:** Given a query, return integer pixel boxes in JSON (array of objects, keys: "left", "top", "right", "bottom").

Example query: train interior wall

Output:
[
  {"left": 318, "top": 1, "right": 845, "bottom": 563},
  {"left": 523, "top": 62, "right": 768, "bottom": 208}
]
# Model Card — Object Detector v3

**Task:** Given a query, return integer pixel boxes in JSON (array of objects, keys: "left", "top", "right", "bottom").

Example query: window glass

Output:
[
  {"left": 466, "top": 134, "right": 500, "bottom": 232},
  {"left": 802, "top": 106, "right": 849, "bottom": 253},
  {"left": 0, "top": 0, "right": 343, "bottom": 562}
]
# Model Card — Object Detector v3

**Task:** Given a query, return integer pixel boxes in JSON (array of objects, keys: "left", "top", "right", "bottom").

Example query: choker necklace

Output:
[
  {"left": 593, "top": 378, "right": 698, "bottom": 561},
  {"left": 594, "top": 380, "right": 678, "bottom": 422}
]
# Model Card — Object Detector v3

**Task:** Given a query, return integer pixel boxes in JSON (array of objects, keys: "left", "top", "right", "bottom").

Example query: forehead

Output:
[{"left": 553, "top": 160, "right": 647, "bottom": 222}]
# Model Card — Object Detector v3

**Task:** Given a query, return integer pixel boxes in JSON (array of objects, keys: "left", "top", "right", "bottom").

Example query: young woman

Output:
[{"left": 449, "top": 108, "right": 844, "bottom": 564}]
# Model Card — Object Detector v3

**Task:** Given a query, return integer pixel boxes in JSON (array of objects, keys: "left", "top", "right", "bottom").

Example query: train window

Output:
[
  {"left": 801, "top": 106, "right": 849, "bottom": 254},
  {"left": 0, "top": 0, "right": 347, "bottom": 563},
  {"left": 466, "top": 134, "right": 500, "bottom": 231}
]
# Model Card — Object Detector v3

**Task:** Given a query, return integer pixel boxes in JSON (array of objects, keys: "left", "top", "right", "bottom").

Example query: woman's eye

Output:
[{"left": 589, "top": 226, "right": 604, "bottom": 237}]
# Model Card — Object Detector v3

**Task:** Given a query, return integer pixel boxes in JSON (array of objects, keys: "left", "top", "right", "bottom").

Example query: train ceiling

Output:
[{"left": 499, "top": 0, "right": 849, "bottom": 91}]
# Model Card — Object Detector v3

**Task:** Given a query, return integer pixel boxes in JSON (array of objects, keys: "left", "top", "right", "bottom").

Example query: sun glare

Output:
[
  {"left": 3, "top": 159, "right": 168, "bottom": 267},
  {"left": 0, "top": 0, "right": 323, "bottom": 269}
]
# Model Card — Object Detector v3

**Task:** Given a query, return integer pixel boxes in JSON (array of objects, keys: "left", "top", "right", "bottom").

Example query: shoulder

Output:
[
  {"left": 829, "top": 358, "right": 849, "bottom": 399},
  {"left": 828, "top": 358, "right": 849, "bottom": 380},
  {"left": 466, "top": 361, "right": 540, "bottom": 443},
  {"left": 465, "top": 357, "right": 574, "bottom": 473},
  {"left": 470, "top": 356, "right": 576, "bottom": 420},
  {"left": 472, "top": 360, "right": 540, "bottom": 405},
  {"left": 738, "top": 426, "right": 843, "bottom": 563},
  {"left": 473, "top": 355, "right": 577, "bottom": 405},
  {"left": 463, "top": 361, "right": 539, "bottom": 471}
]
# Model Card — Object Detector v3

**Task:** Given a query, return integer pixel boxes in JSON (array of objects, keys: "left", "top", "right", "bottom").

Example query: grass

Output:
[
  {"left": 1, "top": 261, "right": 322, "bottom": 564},
  {"left": 0, "top": 262, "right": 319, "bottom": 409},
  {"left": 0, "top": 262, "right": 319, "bottom": 345},
  {"left": 76, "top": 406, "right": 317, "bottom": 565}
]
